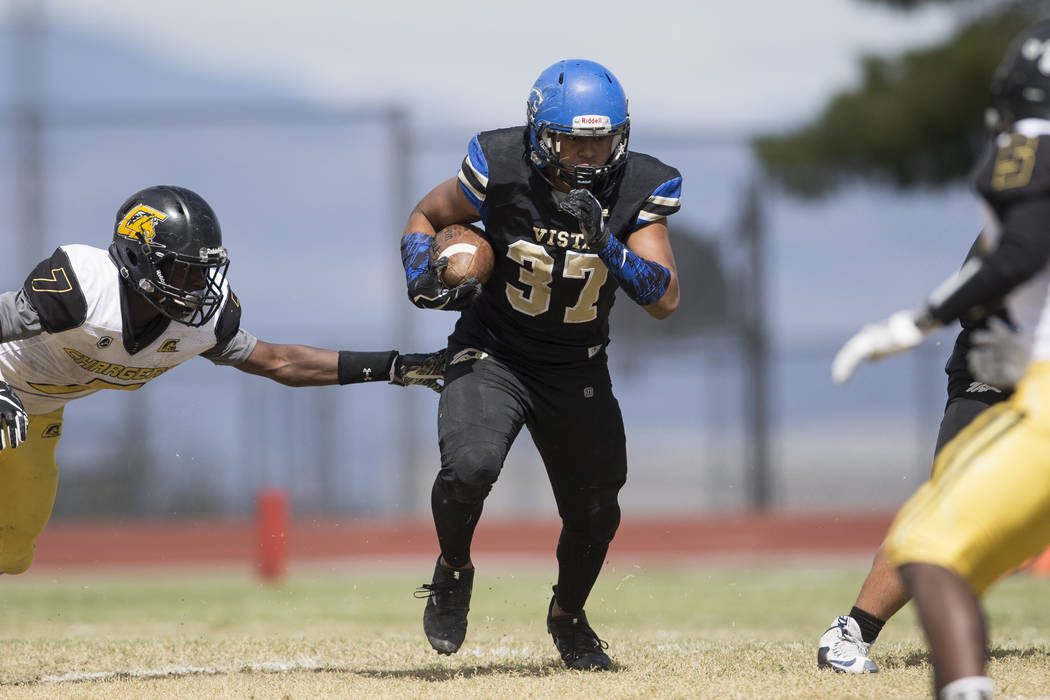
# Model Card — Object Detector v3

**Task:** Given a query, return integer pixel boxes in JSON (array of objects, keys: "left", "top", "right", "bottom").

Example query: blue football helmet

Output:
[{"left": 527, "top": 59, "right": 630, "bottom": 196}]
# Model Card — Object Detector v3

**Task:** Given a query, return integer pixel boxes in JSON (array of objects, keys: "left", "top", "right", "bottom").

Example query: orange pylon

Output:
[
  {"left": 1026, "top": 545, "right": 1050, "bottom": 577},
  {"left": 256, "top": 488, "right": 289, "bottom": 582}
]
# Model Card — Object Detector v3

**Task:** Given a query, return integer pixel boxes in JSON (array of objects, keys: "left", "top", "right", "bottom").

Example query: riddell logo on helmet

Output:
[
  {"left": 572, "top": 115, "right": 612, "bottom": 133},
  {"left": 117, "top": 205, "right": 167, "bottom": 243}
]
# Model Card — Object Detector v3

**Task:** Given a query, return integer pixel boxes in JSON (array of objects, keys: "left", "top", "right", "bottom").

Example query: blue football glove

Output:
[
  {"left": 402, "top": 233, "right": 481, "bottom": 311},
  {"left": 408, "top": 257, "right": 481, "bottom": 311}
]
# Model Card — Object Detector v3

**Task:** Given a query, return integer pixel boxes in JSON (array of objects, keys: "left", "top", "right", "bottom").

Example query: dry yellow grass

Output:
[{"left": 1, "top": 558, "right": 1048, "bottom": 698}]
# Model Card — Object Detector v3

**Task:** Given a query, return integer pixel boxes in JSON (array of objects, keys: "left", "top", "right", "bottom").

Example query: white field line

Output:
[
  {"left": 31, "top": 645, "right": 544, "bottom": 685},
  {"left": 36, "top": 658, "right": 325, "bottom": 684}
]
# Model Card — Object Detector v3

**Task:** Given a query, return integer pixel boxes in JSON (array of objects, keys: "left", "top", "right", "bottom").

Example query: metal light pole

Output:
[
  {"left": 11, "top": 0, "right": 45, "bottom": 275},
  {"left": 738, "top": 177, "right": 771, "bottom": 509},
  {"left": 388, "top": 105, "right": 425, "bottom": 514}
]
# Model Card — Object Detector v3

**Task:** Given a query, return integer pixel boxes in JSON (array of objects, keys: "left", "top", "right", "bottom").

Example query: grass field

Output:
[{"left": 2, "top": 558, "right": 1049, "bottom": 699}]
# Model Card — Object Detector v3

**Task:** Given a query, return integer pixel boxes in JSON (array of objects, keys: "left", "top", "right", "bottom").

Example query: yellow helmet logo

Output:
[{"left": 117, "top": 204, "right": 167, "bottom": 243}]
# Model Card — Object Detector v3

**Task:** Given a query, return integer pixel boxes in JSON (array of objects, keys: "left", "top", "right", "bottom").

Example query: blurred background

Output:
[{"left": 0, "top": 0, "right": 1038, "bottom": 523}]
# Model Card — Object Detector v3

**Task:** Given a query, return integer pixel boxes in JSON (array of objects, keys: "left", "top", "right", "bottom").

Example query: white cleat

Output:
[{"left": 817, "top": 615, "right": 879, "bottom": 673}]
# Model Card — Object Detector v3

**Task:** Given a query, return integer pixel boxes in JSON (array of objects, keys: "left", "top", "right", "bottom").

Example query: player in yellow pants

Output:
[
  {"left": 0, "top": 184, "right": 446, "bottom": 578},
  {"left": 880, "top": 363, "right": 1050, "bottom": 697},
  {"left": 885, "top": 364, "right": 1050, "bottom": 596},
  {"left": 831, "top": 21, "right": 1050, "bottom": 698},
  {"left": 0, "top": 409, "right": 62, "bottom": 574}
]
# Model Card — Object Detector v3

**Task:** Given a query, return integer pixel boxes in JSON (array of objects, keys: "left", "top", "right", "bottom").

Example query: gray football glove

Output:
[
  {"left": 968, "top": 317, "right": 1027, "bottom": 390},
  {"left": 558, "top": 188, "right": 609, "bottom": 251},
  {"left": 0, "top": 380, "right": 28, "bottom": 450},
  {"left": 390, "top": 349, "right": 446, "bottom": 393}
]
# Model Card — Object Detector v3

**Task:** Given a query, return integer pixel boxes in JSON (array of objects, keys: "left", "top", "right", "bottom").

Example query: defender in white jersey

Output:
[
  {"left": 829, "top": 22, "right": 1050, "bottom": 700},
  {"left": 0, "top": 185, "right": 445, "bottom": 576}
]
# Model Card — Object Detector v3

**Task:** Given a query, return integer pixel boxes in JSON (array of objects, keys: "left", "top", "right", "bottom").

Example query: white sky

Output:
[{"left": 14, "top": 0, "right": 962, "bottom": 131}]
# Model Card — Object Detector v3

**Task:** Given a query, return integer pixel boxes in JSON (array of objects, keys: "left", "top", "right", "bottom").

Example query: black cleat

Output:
[
  {"left": 415, "top": 557, "right": 474, "bottom": 655},
  {"left": 546, "top": 588, "right": 611, "bottom": 671}
]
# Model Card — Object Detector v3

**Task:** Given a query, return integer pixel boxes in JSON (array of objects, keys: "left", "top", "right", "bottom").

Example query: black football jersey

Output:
[
  {"left": 941, "top": 236, "right": 1014, "bottom": 404},
  {"left": 928, "top": 123, "right": 1050, "bottom": 326},
  {"left": 453, "top": 127, "right": 682, "bottom": 365},
  {"left": 973, "top": 128, "right": 1050, "bottom": 211}
]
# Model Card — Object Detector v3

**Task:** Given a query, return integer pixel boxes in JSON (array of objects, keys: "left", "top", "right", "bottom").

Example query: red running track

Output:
[{"left": 29, "top": 511, "right": 894, "bottom": 569}]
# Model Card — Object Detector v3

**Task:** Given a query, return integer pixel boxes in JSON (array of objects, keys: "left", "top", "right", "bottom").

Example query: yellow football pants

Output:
[
  {"left": 886, "top": 362, "right": 1050, "bottom": 593},
  {"left": 0, "top": 408, "right": 63, "bottom": 574}
]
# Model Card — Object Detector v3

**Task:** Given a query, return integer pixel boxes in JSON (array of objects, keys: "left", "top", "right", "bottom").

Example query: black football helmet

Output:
[
  {"left": 987, "top": 21, "right": 1050, "bottom": 131},
  {"left": 109, "top": 185, "right": 229, "bottom": 327}
]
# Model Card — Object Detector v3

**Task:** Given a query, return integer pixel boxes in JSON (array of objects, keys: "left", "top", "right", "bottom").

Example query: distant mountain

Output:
[{"left": 0, "top": 24, "right": 307, "bottom": 103}]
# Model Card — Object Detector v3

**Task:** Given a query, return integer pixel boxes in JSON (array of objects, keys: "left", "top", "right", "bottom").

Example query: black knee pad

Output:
[
  {"left": 436, "top": 471, "right": 491, "bottom": 504},
  {"left": 588, "top": 507, "right": 621, "bottom": 545},
  {"left": 439, "top": 443, "right": 504, "bottom": 503},
  {"left": 564, "top": 489, "right": 622, "bottom": 545}
]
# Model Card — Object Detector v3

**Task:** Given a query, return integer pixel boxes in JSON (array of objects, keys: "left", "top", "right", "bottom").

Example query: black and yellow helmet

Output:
[{"left": 109, "top": 185, "right": 229, "bottom": 327}]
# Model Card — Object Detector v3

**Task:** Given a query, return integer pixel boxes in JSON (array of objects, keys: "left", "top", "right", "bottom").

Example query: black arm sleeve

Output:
[
  {"left": 940, "top": 232, "right": 1011, "bottom": 393},
  {"left": 954, "top": 234, "right": 1010, "bottom": 330},
  {"left": 928, "top": 198, "right": 1050, "bottom": 324}
]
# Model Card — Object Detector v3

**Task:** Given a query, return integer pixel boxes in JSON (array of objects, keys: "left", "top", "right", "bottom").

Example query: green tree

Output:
[{"left": 753, "top": 3, "right": 1038, "bottom": 197}]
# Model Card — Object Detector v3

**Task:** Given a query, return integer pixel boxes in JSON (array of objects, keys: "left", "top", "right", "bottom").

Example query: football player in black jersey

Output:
[
  {"left": 400, "top": 60, "right": 682, "bottom": 670},
  {"left": 0, "top": 185, "right": 445, "bottom": 577},
  {"left": 818, "top": 241, "right": 1011, "bottom": 674},
  {"left": 831, "top": 22, "right": 1050, "bottom": 699}
]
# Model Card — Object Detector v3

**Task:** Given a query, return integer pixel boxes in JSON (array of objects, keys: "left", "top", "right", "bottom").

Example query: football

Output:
[{"left": 431, "top": 224, "right": 495, "bottom": 287}]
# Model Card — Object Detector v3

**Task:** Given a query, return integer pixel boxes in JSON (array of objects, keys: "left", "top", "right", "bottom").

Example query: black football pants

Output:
[
  {"left": 933, "top": 395, "right": 1006, "bottom": 456},
  {"left": 432, "top": 349, "right": 627, "bottom": 614}
]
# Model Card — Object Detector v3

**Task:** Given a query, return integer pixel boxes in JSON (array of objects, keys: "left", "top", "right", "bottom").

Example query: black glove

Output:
[
  {"left": 390, "top": 349, "right": 446, "bottom": 393},
  {"left": 558, "top": 188, "right": 609, "bottom": 251},
  {"left": 0, "top": 381, "right": 28, "bottom": 450},
  {"left": 407, "top": 254, "right": 481, "bottom": 311}
]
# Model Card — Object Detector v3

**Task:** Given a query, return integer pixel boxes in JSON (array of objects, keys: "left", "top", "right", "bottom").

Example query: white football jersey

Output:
[{"left": 0, "top": 244, "right": 231, "bottom": 414}]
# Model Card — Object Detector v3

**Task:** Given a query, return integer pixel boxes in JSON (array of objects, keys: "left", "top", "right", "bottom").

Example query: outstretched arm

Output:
[
  {"left": 833, "top": 197, "right": 1050, "bottom": 384},
  {"left": 234, "top": 340, "right": 343, "bottom": 386},
  {"left": 234, "top": 341, "right": 445, "bottom": 392}
]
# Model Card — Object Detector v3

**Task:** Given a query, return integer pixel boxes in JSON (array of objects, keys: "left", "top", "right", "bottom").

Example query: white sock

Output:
[{"left": 939, "top": 676, "right": 994, "bottom": 700}]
